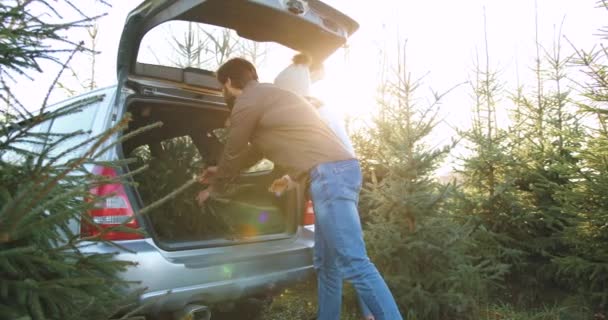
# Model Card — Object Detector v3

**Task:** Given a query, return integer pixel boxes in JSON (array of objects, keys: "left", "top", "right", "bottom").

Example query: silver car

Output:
[{"left": 50, "top": 0, "right": 358, "bottom": 319}]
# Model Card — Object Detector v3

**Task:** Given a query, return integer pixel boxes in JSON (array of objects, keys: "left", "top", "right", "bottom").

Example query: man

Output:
[{"left": 197, "top": 58, "right": 402, "bottom": 320}]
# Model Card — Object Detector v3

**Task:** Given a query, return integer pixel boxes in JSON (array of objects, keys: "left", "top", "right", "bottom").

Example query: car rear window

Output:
[{"left": 137, "top": 21, "right": 295, "bottom": 81}]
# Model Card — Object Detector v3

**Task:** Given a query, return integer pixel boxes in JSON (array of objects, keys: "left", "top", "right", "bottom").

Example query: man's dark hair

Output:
[{"left": 216, "top": 58, "right": 259, "bottom": 89}]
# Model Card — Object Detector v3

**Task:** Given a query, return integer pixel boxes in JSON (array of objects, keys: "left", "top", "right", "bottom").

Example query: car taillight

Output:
[
  {"left": 81, "top": 166, "right": 143, "bottom": 241},
  {"left": 302, "top": 200, "right": 315, "bottom": 225}
]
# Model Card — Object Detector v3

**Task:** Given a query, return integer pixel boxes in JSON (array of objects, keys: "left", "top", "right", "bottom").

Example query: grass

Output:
[
  {"left": 258, "top": 280, "right": 362, "bottom": 320},
  {"left": 479, "top": 303, "right": 597, "bottom": 320},
  {"left": 257, "top": 280, "right": 602, "bottom": 320}
]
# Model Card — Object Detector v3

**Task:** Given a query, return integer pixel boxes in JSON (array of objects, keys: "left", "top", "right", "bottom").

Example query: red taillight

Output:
[
  {"left": 81, "top": 166, "right": 143, "bottom": 241},
  {"left": 302, "top": 200, "right": 315, "bottom": 226}
]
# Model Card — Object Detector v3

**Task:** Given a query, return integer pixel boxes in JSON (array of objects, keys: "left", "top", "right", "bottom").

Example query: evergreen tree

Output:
[
  {"left": 551, "top": 9, "right": 608, "bottom": 308},
  {"left": 358, "top": 41, "right": 507, "bottom": 319},
  {"left": 0, "top": 106, "right": 141, "bottom": 320},
  {"left": 169, "top": 22, "right": 207, "bottom": 69},
  {"left": 506, "top": 19, "right": 584, "bottom": 304},
  {"left": 455, "top": 14, "right": 529, "bottom": 308},
  {"left": 0, "top": 1, "right": 145, "bottom": 319},
  {"left": 459, "top": 8, "right": 594, "bottom": 311}
]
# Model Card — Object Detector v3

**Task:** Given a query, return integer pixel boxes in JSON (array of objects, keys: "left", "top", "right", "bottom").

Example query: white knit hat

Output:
[{"left": 274, "top": 62, "right": 311, "bottom": 97}]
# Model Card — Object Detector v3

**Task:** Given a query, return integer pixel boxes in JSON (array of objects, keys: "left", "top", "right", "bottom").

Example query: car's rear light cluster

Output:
[
  {"left": 302, "top": 200, "right": 315, "bottom": 226},
  {"left": 80, "top": 166, "right": 143, "bottom": 241}
]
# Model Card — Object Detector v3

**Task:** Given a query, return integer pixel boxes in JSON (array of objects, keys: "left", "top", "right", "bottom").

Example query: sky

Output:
[
  {"left": 14, "top": 1, "right": 606, "bottom": 102},
  {"left": 10, "top": 0, "right": 607, "bottom": 172},
  {"left": 320, "top": 0, "right": 605, "bottom": 124}
]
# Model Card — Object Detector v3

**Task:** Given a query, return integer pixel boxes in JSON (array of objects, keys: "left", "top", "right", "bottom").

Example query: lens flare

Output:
[
  {"left": 222, "top": 265, "right": 233, "bottom": 279},
  {"left": 241, "top": 224, "right": 258, "bottom": 237},
  {"left": 258, "top": 211, "right": 269, "bottom": 223}
]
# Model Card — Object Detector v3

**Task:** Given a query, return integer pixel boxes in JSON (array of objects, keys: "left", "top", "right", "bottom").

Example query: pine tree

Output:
[
  {"left": 358, "top": 41, "right": 507, "bottom": 319},
  {"left": 455, "top": 10, "right": 529, "bottom": 298},
  {"left": 550, "top": 6, "right": 608, "bottom": 308},
  {"left": 169, "top": 22, "right": 207, "bottom": 69},
  {"left": 0, "top": 1, "right": 146, "bottom": 319},
  {"left": 506, "top": 17, "right": 585, "bottom": 305},
  {"left": 154, "top": 22, "right": 268, "bottom": 71},
  {"left": 0, "top": 105, "right": 141, "bottom": 320}
]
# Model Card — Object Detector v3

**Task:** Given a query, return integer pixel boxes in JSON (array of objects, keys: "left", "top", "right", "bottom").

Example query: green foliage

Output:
[
  {"left": 129, "top": 135, "right": 287, "bottom": 242},
  {"left": 267, "top": 4, "right": 608, "bottom": 319},
  {"left": 0, "top": 1, "right": 97, "bottom": 76},
  {"left": 258, "top": 280, "right": 361, "bottom": 320},
  {"left": 354, "top": 44, "right": 507, "bottom": 320},
  {"left": 0, "top": 0, "right": 108, "bottom": 118},
  {"left": 259, "top": 284, "right": 593, "bottom": 320},
  {"left": 0, "top": 2, "right": 148, "bottom": 319},
  {"left": 258, "top": 282, "right": 318, "bottom": 320},
  {"left": 129, "top": 136, "right": 211, "bottom": 240},
  {"left": 480, "top": 302, "right": 592, "bottom": 320},
  {"left": 455, "top": 38, "right": 541, "bottom": 307},
  {"left": 503, "top": 28, "right": 594, "bottom": 307},
  {"left": 455, "top": 6, "right": 607, "bottom": 313},
  {"left": 543, "top": 30, "right": 608, "bottom": 310},
  {"left": 0, "top": 103, "right": 139, "bottom": 320}
]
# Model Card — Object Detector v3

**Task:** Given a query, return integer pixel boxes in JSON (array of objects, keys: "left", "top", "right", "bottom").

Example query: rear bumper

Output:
[
  {"left": 80, "top": 227, "right": 315, "bottom": 313},
  {"left": 140, "top": 264, "right": 313, "bottom": 313}
]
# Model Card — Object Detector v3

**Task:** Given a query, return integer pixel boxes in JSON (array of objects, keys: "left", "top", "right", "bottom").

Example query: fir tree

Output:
[
  {"left": 359, "top": 41, "right": 507, "bottom": 320},
  {"left": 455, "top": 13, "right": 527, "bottom": 304},
  {"left": 506, "top": 17, "right": 584, "bottom": 304},
  {"left": 552, "top": 5, "right": 608, "bottom": 308},
  {"left": 0, "top": 105, "right": 141, "bottom": 320},
  {"left": 0, "top": 1, "right": 146, "bottom": 319}
]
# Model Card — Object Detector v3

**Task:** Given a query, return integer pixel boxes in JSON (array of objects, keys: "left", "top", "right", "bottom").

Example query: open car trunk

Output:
[
  {"left": 122, "top": 97, "right": 300, "bottom": 250},
  {"left": 114, "top": 0, "right": 358, "bottom": 250}
]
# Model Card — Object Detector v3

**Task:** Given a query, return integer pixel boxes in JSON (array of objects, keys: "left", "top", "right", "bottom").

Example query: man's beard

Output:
[{"left": 224, "top": 92, "right": 236, "bottom": 110}]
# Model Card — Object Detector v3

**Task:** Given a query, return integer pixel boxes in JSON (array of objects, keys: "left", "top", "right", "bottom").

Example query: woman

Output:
[{"left": 272, "top": 53, "right": 374, "bottom": 320}]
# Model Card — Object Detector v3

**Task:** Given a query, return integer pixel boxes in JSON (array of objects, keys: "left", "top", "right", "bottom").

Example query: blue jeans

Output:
[{"left": 310, "top": 159, "right": 403, "bottom": 320}]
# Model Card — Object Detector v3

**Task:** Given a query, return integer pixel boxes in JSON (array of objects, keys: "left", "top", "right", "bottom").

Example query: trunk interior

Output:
[{"left": 122, "top": 97, "right": 299, "bottom": 250}]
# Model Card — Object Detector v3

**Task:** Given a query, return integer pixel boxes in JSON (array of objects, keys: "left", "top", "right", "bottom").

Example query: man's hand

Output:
[
  {"left": 196, "top": 187, "right": 213, "bottom": 206},
  {"left": 197, "top": 166, "right": 218, "bottom": 184}
]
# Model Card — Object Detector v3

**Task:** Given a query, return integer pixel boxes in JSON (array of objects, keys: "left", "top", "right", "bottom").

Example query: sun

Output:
[
  {"left": 311, "top": 49, "right": 379, "bottom": 120},
  {"left": 256, "top": 45, "right": 379, "bottom": 120}
]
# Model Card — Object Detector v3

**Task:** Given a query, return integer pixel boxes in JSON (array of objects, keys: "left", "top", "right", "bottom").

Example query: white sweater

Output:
[
  {"left": 316, "top": 105, "right": 356, "bottom": 157},
  {"left": 274, "top": 63, "right": 356, "bottom": 157}
]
